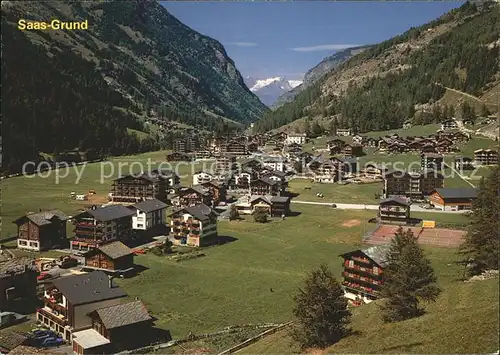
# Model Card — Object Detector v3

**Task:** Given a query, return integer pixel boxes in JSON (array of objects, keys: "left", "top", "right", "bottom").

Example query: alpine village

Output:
[{"left": 1, "top": 1, "right": 499, "bottom": 355}]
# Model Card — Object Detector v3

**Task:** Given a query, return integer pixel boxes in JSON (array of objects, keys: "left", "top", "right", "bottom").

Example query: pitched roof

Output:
[
  {"left": 13, "top": 210, "right": 69, "bottom": 226},
  {"left": 0, "top": 331, "right": 28, "bottom": 351},
  {"left": 132, "top": 199, "right": 168, "bottom": 213},
  {"left": 434, "top": 188, "right": 478, "bottom": 200},
  {"left": 380, "top": 196, "right": 411, "bottom": 206},
  {"left": 271, "top": 196, "right": 291, "bottom": 203},
  {"left": 179, "top": 203, "right": 217, "bottom": 222},
  {"left": 94, "top": 300, "right": 152, "bottom": 329},
  {"left": 97, "top": 241, "right": 134, "bottom": 260},
  {"left": 76, "top": 205, "right": 135, "bottom": 222},
  {"left": 362, "top": 244, "right": 392, "bottom": 267},
  {"left": 51, "top": 271, "right": 127, "bottom": 305}
]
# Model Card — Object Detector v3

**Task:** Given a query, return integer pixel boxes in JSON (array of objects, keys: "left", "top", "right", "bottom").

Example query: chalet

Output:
[
  {"left": 312, "top": 160, "right": 342, "bottom": 183},
  {"left": 129, "top": 199, "right": 167, "bottom": 231},
  {"left": 440, "top": 119, "right": 458, "bottom": 130},
  {"left": 261, "top": 170, "right": 287, "bottom": 186},
  {"left": 193, "top": 150, "right": 212, "bottom": 160},
  {"left": 360, "top": 163, "right": 387, "bottom": 180},
  {"left": 428, "top": 188, "right": 478, "bottom": 211},
  {"left": 13, "top": 210, "right": 68, "bottom": 251},
  {"left": 421, "top": 153, "right": 444, "bottom": 170},
  {"left": 352, "top": 134, "right": 366, "bottom": 145},
  {"left": 193, "top": 170, "right": 214, "bottom": 185},
  {"left": 408, "top": 140, "right": 425, "bottom": 152},
  {"left": 249, "top": 195, "right": 291, "bottom": 217},
  {"left": 474, "top": 149, "right": 499, "bottom": 165},
  {"left": 0, "top": 256, "right": 38, "bottom": 312},
  {"left": 285, "top": 133, "right": 307, "bottom": 145},
  {"left": 250, "top": 178, "right": 281, "bottom": 196},
  {"left": 342, "top": 144, "right": 364, "bottom": 157},
  {"left": 170, "top": 204, "right": 218, "bottom": 247},
  {"left": 166, "top": 152, "right": 191, "bottom": 162},
  {"left": 86, "top": 301, "right": 153, "bottom": 353},
  {"left": 177, "top": 186, "right": 212, "bottom": 208},
  {"left": 435, "top": 138, "right": 454, "bottom": 154},
  {"left": 110, "top": 172, "right": 169, "bottom": 203},
  {"left": 327, "top": 138, "right": 345, "bottom": 154},
  {"left": 454, "top": 156, "right": 474, "bottom": 170},
  {"left": 71, "top": 205, "right": 135, "bottom": 251},
  {"left": 340, "top": 244, "right": 391, "bottom": 300},
  {"left": 387, "top": 142, "right": 408, "bottom": 154},
  {"left": 420, "top": 143, "right": 437, "bottom": 153},
  {"left": 337, "top": 128, "right": 352, "bottom": 136},
  {"left": 37, "top": 271, "right": 127, "bottom": 343},
  {"left": 83, "top": 241, "right": 134, "bottom": 273},
  {"left": 200, "top": 180, "right": 227, "bottom": 204},
  {"left": 366, "top": 137, "right": 380, "bottom": 148},
  {"left": 383, "top": 169, "right": 444, "bottom": 199},
  {"left": 378, "top": 196, "right": 411, "bottom": 222},
  {"left": 173, "top": 136, "right": 200, "bottom": 153},
  {"left": 151, "top": 169, "right": 180, "bottom": 187},
  {"left": 234, "top": 168, "right": 257, "bottom": 189},
  {"left": 377, "top": 138, "right": 393, "bottom": 151},
  {"left": 296, "top": 151, "right": 314, "bottom": 165}
]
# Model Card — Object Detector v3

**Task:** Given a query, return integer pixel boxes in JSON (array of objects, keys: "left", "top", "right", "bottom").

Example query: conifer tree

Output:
[
  {"left": 460, "top": 166, "right": 500, "bottom": 275},
  {"left": 380, "top": 228, "right": 441, "bottom": 322},
  {"left": 291, "top": 264, "right": 351, "bottom": 349}
]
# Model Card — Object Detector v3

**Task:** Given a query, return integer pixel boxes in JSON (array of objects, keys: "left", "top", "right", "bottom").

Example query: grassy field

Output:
[
  {"left": 0, "top": 151, "right": 208, "bottom": 240},
  {"left": 114, "top": 204, "right": 479, "bottom": 339},
  {"left": 240, "top": 278, "right": 499, "bottom": 354},
  {"left": 288, "top": 179, "right": 381, "bottom": 204}
]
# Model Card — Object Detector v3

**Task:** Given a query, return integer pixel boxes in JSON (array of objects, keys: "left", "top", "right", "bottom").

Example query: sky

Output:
[{"left": 162, "top": 1, "right": 463, "bottom": 81}]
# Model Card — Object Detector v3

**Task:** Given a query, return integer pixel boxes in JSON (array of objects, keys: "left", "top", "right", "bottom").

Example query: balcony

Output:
[
  {"left": 351, "top": 256, "right": 371, "bottom": 265},
  {"left": 37, "top": 307, "right": 68, "bottom": 326},
  {"left": 341, "top": 281, "right": 377, "bottom": 296},
  {"left": 343, "top": 261, "right": 383, "bottom": 276},
  {"left": 343, "top": 272, "right": 382, "bottom": 286}
]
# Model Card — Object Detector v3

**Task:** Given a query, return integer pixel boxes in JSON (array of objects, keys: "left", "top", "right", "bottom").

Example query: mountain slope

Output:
[
  {"left": 1, "top": 0, "right": 268, "bottom": 172},
  {"left": 245, "top": 77, "right": 302, "bottom": 106},
  {"left": 272, "top": 45, "right": 370, "bottom": 108},
  {"left": 254, "top": 2, "right": 500, "bottom": 133}
]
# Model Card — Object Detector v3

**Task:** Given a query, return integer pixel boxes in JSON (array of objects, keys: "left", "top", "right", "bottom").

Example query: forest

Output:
[{"left": 253, "top": 2, "right": 499, "bottom": 133}]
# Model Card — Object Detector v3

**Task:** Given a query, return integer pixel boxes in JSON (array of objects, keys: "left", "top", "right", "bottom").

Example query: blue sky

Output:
[{"left": 162, "top": 1, "right": 463, "bottom": 80}]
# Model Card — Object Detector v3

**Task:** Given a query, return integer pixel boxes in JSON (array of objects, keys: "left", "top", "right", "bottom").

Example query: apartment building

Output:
[{"left": 170, "top": 204, "right": 218, "bottom": 247}]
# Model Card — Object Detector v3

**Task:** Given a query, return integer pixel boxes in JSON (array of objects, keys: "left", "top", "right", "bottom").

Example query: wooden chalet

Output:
[
  {"left": 200, "top": 180, "right": 227, "bottom": 204},
  {"left": 454, "top": 156, "right": 474, "bottom": 170},
  {"left": 166, "top": 152, "right": 192, "bottom": 162},
  {"left": 110, "top": 172, "right": 169, "bottom": 203},
  {"left": 87, "top": 301, "right": 153, "bottom": 352},
  {"left": 340, "top": 244, "right": 391, "bottom": 300},
  {"left": 13, "top": 210, "right": 68, "bottom": 251},
  {"left": 421, "top": 153, "right": 444, "bottom": 170},
  {"left": 71, "top": 205, "right": 135, "bottom": 250},
  {"left": 250, "top": 178, "right": 281, "bottom": 196},
  {"left": 83, "top": 241, "right": 134, "bottom": 273},
  {"left": 177, "top": 186, "right": 212, "bottom": 208},
  {"left": 428, "top": 187, "right": 478, "bottom": 211},
  {"left": 249, "top": 195, "right": 291, "bottom": 217},
  {"left": 378, "top": 196, "right": 411, "bottom": 223},
  {"left": 342, "top": 144, "right": 364, "bottom": 157}
]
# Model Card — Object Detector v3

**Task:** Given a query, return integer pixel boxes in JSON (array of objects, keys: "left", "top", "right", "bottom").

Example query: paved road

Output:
[{"left": 291, "top": 200, "right": 468, "bottom": 214}]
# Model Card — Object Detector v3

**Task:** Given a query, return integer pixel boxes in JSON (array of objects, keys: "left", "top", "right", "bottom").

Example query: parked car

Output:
[
  {"left": 39, "top": 336, "right": 64, "bottom": 347},
  {"left": 37, "top": 272, "right": 52, "bottom": 281},
  {"left": 59, "top": 256, "right": 78, "bottom": 269}
]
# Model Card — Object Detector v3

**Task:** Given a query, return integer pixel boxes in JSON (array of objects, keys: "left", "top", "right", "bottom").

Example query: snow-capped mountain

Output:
[{"left": 244, "top": 76, "right": 303, "bottom": 107}]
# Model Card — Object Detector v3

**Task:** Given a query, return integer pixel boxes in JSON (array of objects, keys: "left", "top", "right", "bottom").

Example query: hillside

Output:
[
  {"left": 254, "top": 2, "right": 500, "bottom": 133},
  {"left": 1, "top": 0, "right": 267, "bottom": 172},
  {"left": 272, "top": 45, "right": 370, "bottom": 108}
]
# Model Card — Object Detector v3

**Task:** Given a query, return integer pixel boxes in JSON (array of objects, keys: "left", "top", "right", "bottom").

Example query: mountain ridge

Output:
[{"left": 244, "top": 76, "right": 303, "bottom": 106}]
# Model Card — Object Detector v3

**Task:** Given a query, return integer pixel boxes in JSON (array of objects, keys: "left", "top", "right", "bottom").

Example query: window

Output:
[
  {"left": 30, "top": 241, "right": 38, "bottom": 247},
  {"left": 19, "top": 240, "right": 28, "bottom": 246},
  {"left": 137, "top": 224, "right": 144, "bottom": 228}
]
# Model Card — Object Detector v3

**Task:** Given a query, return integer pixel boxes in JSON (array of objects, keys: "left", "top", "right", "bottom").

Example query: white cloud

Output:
[
  {"left": 225, "top": 42, "right": 258, "bottom": 47},
  {"left": 290, "top": 44, "right": 360, "bottom": 52}
]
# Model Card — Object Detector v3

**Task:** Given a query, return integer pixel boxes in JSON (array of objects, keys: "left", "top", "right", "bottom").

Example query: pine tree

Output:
[
  {"left": 291, "top": 264, "right": 351, "bottom": 349},
  {"left": 329, "top": 118, "right": 338, "bottom": 136},
  {"left": 459, "top": 166, "right": 500, "bottom": 275},
  {"left": 380, "top": 228, "right": 441, "bottom": 322},
  {"left": 228, "top": 205, "right": 240, "bottom": 221},
  {"left": 311, "top": 122, "right": 323, "bottom": 137},
  {"left": 253, "top": 209, "right": 268, "bottom": 223}
]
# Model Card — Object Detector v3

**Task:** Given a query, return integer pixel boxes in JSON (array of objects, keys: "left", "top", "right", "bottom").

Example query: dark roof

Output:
[
  {"left": 380, "top": 196, "right": 411, "bottom": 206},
  {"left": 51, "top": 271, "right": 127, "bottom": 305},
  {"left": 262, "top": 170, "right": 286, "bottom": 178},
  {"left": 13, "top": 210, "right": 69, "bottom": 226},
  {"left": 178, "top": 203, "right": 217, "bottom": 222},
  {"left": 434, "top": 188, "right": 478, "bottom": 200},
  {"left": 97, "top": 241, "right": 134, "bottom": 260},
  {"left": 133, "top": 199, "right": 168, "bottom": 213},
  {"left": 81, "top": 205, "right": 135, "bottom": 222},
  {"left": 180, "top": 186, "right": 209, "bottom": 196},
  {"left": 454, "top": 156, "right": 473, "bottom": 161},
  {"left": 341, "top": 245, "right": 392, "bottom": 268},
  {"left": 271, "top": 196, "right": 291, "bottom": 203},
  {"left": 94, "top": 301, "right": 152, "bottom": 329},
  {"left": 255, "top": 177, "right": 278, "bottom": 186},
  {"left": 115, "top": 173, "right": 158, "bottom": 183}
]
